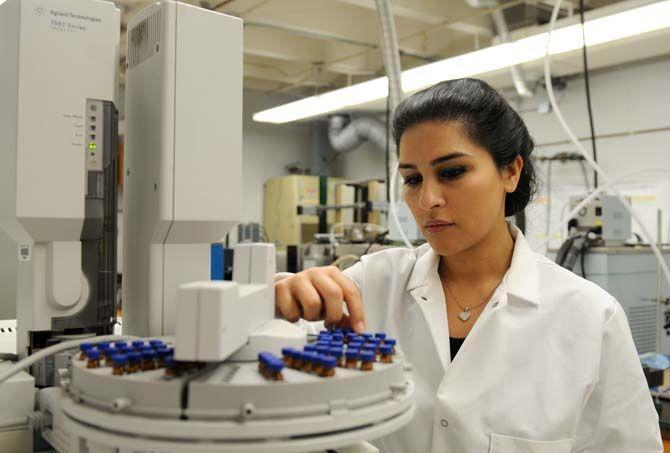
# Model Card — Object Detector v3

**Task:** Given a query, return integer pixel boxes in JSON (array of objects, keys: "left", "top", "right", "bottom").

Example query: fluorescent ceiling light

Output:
[{"left": 253, "top": 0, "right": 670, "bottom": 124}]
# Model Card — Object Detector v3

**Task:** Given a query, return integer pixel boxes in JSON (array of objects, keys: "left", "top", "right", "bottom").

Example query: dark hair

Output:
[{"left": 392, "top": 78, "right": 536, "bottom": 217}]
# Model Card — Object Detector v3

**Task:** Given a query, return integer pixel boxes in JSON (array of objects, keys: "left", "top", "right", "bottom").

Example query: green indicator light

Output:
[{"left": 89, "top": 143, "right": 96, "bottom": 150}]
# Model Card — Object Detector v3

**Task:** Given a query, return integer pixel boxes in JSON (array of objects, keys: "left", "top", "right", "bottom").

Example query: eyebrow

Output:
[{"left": 398, "top": 152, "right": 469, "bottom": 170}]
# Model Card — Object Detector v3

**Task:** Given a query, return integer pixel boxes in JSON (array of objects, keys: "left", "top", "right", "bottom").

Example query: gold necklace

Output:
[{"left": 445, "top": 280, "right": 499, "bottom": 323}]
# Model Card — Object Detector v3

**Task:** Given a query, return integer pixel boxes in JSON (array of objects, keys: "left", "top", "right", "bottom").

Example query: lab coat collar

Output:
[{"left": 405, "top": 222, "right": 540, "bottom": 306}]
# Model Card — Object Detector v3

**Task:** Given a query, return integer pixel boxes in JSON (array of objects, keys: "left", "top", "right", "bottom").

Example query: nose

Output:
[{"left": 418, "top": 178, "right": 446, "bottom": 211}]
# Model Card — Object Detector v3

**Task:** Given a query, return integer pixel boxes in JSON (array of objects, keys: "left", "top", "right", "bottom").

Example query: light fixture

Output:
[{"left": 253, "top": 0, "right": 670, "bottom": 124}]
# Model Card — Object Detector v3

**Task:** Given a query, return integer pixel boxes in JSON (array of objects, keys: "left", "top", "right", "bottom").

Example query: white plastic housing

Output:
[
  {"left": 0, "top": 0, "right": 119, "bottom": 356},
  {"left": 122, "top": 1, "right": 242, "bottom": 337}
]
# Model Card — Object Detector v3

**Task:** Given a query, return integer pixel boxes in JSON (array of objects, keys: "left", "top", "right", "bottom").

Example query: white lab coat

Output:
[{"left": 338, "top": 225, "right": 662, "bottom": 453}]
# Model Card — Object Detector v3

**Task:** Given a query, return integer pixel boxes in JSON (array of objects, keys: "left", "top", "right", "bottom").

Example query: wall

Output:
[
  {"left": 241, "top": 89, "right": 314, "bottom": 224},
  {"left": 521, "top": 57, "right": 670, "bottom": 251}
]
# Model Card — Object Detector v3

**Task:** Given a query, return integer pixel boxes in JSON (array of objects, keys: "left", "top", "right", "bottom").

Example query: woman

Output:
[{"left": 275, "top": 78, "right": 662, "bottom": 452}]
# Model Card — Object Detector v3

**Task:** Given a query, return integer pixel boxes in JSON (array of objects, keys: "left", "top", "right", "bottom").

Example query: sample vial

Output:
[
  {"left": 79, "top": 342, "right": 93, "bottom": 360},
  {"left": 111, "top": 354, "right": 127, "bottom": 375},
  {"left": 329, "top": 341, "right": 344, "bottom": 349},
  {"left": 361, "top": 333, "right": 374, "bottom": 342},
  {"left": 301, "top": 353, "right": 317, "bottom": 373},
  {"left": 379, "top": 345, "right": 394, "bottom": 363},
  {"left": 384, "top": 338, "right": 397, "bottom": 353},
  {"left": 316, "top": 345, "right": 330, "bottom": 356},
  {"left": 292, "top": 351, "right": 305, "bottom": 370},
  {"left": 141, "top": 349, "right": 156, "bottom": 371},
  {"left": 345, "top": 349, "right": 359, "bottom": 369},
  {"left": 348, "top": 341, "right": 363, "bottom": 350},
  {"left": 127, "top": 352, "right": 141, "bottom": 373},
  {"left": 304, "top": 344, "right": 317, "bottom": 352},
  {"left": 360, "top": 351, "right": 375, "bottom": 371},
  {"left": 375, "top": 332, "right": 387, "bottom": 340},
  {"left": 266, "top": 358, "right": 284, "bottom": 381},
  {"left": 312, "top": 355, "right": 325, "bottom": 375},
  {"left": 132, "top": 340, "right": 145, "bottom": 350},
  {"left": 114, "top": 341, "right": 127, "bottom": 349},
  {"left": 319, "top": 356, "right": 336, "bottom": 378},
  {"left": 329, "top": 347, "right": 344, "bottom": 367},
  {"left": 155, "top": 347, "right": 170, "bottom": 368},
  {"left": 149, "top": 339, "right": 164, "bottom": 349},
  {"left": 86, "top": 349, "right": 101, "bottom": 369},
  {"left": 99, "top": 344, "right": 113, "bottom": 367},
  {"left": 281, "top": 347, "right": 295, "bottom": 367}
]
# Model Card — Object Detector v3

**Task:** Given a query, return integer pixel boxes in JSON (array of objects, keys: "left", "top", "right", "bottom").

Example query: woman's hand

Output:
[{"left": 275, "top": 266, "right": 365, "bottom": 333}]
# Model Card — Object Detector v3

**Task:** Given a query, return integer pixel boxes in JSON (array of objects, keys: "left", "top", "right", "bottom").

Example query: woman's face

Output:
[{"left": 398, "top": 120, "right": 522, "bottom": 257}]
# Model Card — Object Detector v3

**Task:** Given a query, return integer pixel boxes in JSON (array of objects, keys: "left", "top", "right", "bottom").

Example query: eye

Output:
[
  {"left": 402, "top": 174, "right": 422, "bottom": 187},
  {"left": 439, "top": 166, "right": 466, "bottom": 180}
]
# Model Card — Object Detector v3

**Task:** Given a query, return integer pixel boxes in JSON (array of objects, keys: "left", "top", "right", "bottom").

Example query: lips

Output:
[{"left": 424, "top": 220, "right": 454, "bottom": 228}]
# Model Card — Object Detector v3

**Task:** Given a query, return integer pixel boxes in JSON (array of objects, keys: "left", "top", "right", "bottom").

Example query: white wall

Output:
[
  {"left": 522, "top": 57, "right": 670, "bottom": 251},
  {"left": 242, "top": 89, "right": 314, "bottom": 224}
]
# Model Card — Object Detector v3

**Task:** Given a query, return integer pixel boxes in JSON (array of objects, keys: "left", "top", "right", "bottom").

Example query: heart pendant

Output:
[{"left": 458, "top": 311, "right": 471, "bottom": 322}]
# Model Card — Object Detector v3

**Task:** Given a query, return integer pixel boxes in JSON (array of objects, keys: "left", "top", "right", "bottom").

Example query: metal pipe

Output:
[{"left": 492, "top": 8, "right": 533, "bottom": 98}]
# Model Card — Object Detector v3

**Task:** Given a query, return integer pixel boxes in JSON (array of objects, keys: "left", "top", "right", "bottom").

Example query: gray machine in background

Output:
[{"left": 552, "top": 246, "right": 670, "bottom": 355}]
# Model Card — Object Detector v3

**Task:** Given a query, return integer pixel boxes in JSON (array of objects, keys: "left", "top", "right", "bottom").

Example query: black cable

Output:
[
  {"left": 579, "top": 0, "right": 599, "bottom": 189},
  {"left": 362, "top": 230, "right": 390, "bottom": 256},
  {"left": 579, "top": 242, "right": 587, "bottom": 278}
]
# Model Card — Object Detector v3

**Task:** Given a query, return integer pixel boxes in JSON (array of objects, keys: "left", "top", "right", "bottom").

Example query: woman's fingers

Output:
[
  {"left": 274, "top": 266, "right": 366, "bottom": 333},
  {"left": 275, "top": 280, "right": 301, "bottom": 322},
  {"left": 310, "top": 271, "right": 344, "bottom": 327},
  {"left": 291, "top": 274, "right": 322, "bottom": 321},
  {"left": 325, "top": 267, "right": 365, "bottom": 333}
]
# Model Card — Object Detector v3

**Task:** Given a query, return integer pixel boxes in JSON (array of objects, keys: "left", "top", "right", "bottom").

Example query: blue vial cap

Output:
[
  {"left": 304, "top": 344, "right": 317, "bottom": 352},
  {"left": 140, "top": 346, "right": 154, "bottom": 354},
  {"left": 329, "top": 341, "right": 344, "bottom": 348},
  {"left": 111, "top": 354, "right": 127, "bottom": 366},
  {"left": 329, "top": 347, "right": 343, "bottom": 357},
  {"left": 97, "top": 341, "right": 110, "bottom": 349},
  {"left": 281, "top": 347, "right": 295, "bottom": 357},
  {"left": 132, "top": 340, "right": 145, "bottom": 348},
  {"left": 321, "top": 356, "right": 337, "bottom": 368},
  {"left": 369, "top": 338, "right": 382, "bottom": 346},
  {"left": 379, "top": 345, "right": 393, "bottom": 354},
  {"left": 316, "top": 338, "right": 331, "bottom": 345},
  {"left": 156, "top": 347, "right": 170, "bottom": 357},
  {"left": 362, "top": 333, "right": 373, "bottom": 339},
  {"left": 375, "top": 332, "right": 387, "bottom": 339},
  {"left": 142, "top": 349, "right": 156, "bottom": 360},
  {"left": 384, "top": 338, "right": 397, "bottom": 346},
  {"left": 149, "top": 339, "right": 164, "bottom": 348},
  {"left": 165, "top": 347, "right": 174, "bottom": 356},
  {"left": 87, "top": 349, "right": 101, "bottom": 360},
  {"left": 342, "top": 327, "right": 353, "bottom": 334},
  {"left": 99, "top": 344, "right": 112, "bottom": 353},
  {"left": 114, "top": 341, "right": 127, "bottom": 348},
  {"left": 362, "top": 344, "right": 377, "bottom": 352},
  {"left": 80, "top": 342, "right": 93, "bottom": 352},
  {"left": 267, "top": 358, "right": 284, "bottom": 373},
  {"left": 308, "top": 352, "right": 321, "bottom": 363},
  {"left": 258, "top": 352, "right": 275, "bottom": 365},
  {"left": 348, "top": 341, "right": 363, "bottom": 349},
  {"left": 117, "top": 345, "right": 132, "bottom": 355},
  {"left": 316, "top": 346, "right": 330, "bottom": 355},
  {"left": 319, "top": 330, "right": 330, "bottom": 335},
  {"left": 332, "top": 332, "right": 344, "bottom": 340},
  {"left": 164, "top": 356, "right": 175, "bottom": 368},
  {"left": 346, "top": 332, "right": 358, "bottom": 339},
  {"left": 360, "top": 351, "right": 375, "bottom": 362},
  {"left": 128, "top": 351, "right": 141, "bottom": 363},
  {"left": 345, "top": 349, "right": 359, "bottom": 359}
]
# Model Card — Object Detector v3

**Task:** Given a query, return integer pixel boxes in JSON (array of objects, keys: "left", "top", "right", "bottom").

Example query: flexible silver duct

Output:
[
  {"left": 328, "top": 115, "right": 388, "bottom": 153},
  {"left": 492, "top": 8, "right": 534, "bottom": 98}
]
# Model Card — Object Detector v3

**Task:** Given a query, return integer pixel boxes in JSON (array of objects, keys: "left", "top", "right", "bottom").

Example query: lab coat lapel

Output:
[{"left": 407, "top": 246, "right": 451, "bottom": 370}]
